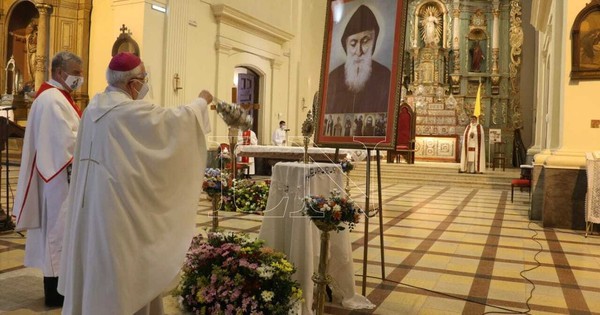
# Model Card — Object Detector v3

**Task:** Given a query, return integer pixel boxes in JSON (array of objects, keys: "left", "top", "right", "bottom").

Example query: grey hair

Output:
[
  {"left": 106, "top": 65, "right": 143, "bottom": 87},
  {"left": 51, "top": 51, "right": 82, "bottom": 75}
]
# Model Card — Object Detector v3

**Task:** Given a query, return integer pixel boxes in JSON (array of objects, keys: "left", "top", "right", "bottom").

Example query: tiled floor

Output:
[{"left": 1, "top": 180, "right": 600, "bottom": 314}]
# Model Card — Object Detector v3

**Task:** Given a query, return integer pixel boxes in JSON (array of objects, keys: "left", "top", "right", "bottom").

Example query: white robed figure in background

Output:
[
  {"left": 12, "top": 51, "right": 84, "bottom": 307},
  {"left": 58, "top": 52, "right": 212, "bottom": 315},
  {"left": 459, "top": 115, "right": 486, "bottom": 173},
  {"left": 272, "top": 120, "right": 287, "bottom": 146}
]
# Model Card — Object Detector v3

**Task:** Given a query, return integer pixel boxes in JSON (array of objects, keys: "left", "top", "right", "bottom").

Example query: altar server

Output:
[
  {"left": 58, "top": 52, "right": 212, "bottom": 314},
  {"left": 13, "top": 51, "right": 83, "bottom": 307}
]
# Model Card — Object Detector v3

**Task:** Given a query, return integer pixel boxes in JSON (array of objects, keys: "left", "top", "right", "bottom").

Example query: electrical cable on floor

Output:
[{"left": 357, "top": 222, "right": 545, "bottom": 315}]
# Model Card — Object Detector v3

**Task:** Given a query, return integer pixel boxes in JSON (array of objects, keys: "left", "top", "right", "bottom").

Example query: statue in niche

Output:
[
  {"left": 420, "top": 6, "right": 442, "bottom": 47},
  {"left": 469, "top": 41, "right": 485, "bottom": 72},
  {"left": 9, "top": 19, "right": 38, "bottom": 84}
]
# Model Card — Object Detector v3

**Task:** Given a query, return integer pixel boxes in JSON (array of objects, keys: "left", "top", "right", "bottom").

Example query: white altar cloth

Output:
[
  {"left": 258, "top": 162, "right": 374, "bottom": 314},
  {"left": 236, "top": 145, "right": 367, "bottom": 163},
  {"left": 586, "top": 152, "right": 600, "bottom": 224}
]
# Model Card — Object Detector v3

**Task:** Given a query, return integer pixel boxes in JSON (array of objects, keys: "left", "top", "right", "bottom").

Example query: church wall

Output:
[
  {"left": 89, "top": 0, "right": 167, "bottom": 104},
  {"left": 531, "top": 0, "right": 600, "bottom": 229},
  {"left": 204, "top": 0, "right": 293, "bottom": 34},
  {"left": 295, "top": 0, "right": 327, "bottom": 139},
  {"left": 562, "top": 0, "right": 600, "bottom": 154},
  {"left": 88, "top": 0, "right": 115, "bottom": 96},
  {"left": 520, "top": 0, "right": 536, "bottom": 151}
]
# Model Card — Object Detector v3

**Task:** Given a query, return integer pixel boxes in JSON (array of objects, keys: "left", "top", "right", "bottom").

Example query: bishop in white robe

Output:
[
  {"left": 57, "top": 52, "right": 211, "bottom": 315},
  {"left": 12, "top": 51, "right": 84, "bottom": 307}
]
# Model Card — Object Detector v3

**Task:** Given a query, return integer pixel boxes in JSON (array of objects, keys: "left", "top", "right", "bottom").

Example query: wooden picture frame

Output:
[
  {"left": 315, "top": 0, "right": 408, "bottom": 149},
  {"left": 571, "top": 0, "right": 600, "bottom": 80}
]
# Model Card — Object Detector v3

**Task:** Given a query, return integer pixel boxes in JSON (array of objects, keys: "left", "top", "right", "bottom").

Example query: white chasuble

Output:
[{"left": 58, "top": 87, "right": 211, "bottom": 315}]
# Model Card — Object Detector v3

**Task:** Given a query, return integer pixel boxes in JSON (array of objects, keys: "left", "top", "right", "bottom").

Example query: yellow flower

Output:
[
  {"left": 271, "top": 259, "right": 294, "bottom": 273},
  {"left": 196, "top": 291, "right": 205, "bottom": 303}
]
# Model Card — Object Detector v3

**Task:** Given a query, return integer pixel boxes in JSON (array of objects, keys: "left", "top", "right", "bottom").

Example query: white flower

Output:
[
  {"left": 333, "top": 204, "right": 341, "bottom": 212},
  {"left": 257, "top": 265, "right": 274, "bottom": 279},
  {"left": 322, "top": 204, "right": 331, "bottom": 212},
  {"left": 261, "top": 290, "right": 275, "bottom": 302}
]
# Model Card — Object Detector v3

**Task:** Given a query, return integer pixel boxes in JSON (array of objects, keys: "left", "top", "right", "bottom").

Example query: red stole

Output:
[
  {"left": 241, "top": 130, "right": 251, "bottom": 163},
  {"left": 36, "top": 82, "right": 82, "bottom": 118}
]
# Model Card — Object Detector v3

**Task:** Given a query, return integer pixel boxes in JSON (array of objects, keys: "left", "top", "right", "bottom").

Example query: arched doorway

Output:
[{"left": 6, "top": 1, "right": 39, "bottom": 96}]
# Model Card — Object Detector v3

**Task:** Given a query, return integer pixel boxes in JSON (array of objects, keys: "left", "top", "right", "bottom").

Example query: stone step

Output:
[{"left": 349, "top": 160, "right": 520, "bottom": 190}]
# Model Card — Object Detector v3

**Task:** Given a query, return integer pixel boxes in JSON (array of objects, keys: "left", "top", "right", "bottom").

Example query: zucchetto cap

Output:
[
  {"left": 341, "top": 5, "right": 380, "bottom": 54},
  {"left": 108, "top": 52, "right": 141, "bottom": 71}
]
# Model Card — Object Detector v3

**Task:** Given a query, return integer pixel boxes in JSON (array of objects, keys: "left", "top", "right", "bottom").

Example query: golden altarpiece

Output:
[
  {"left": 401, "top": 0, "right": 524, "bottom": 165},
  {"left": 1, "top": 0, "right": 91, "bottom": 124}
]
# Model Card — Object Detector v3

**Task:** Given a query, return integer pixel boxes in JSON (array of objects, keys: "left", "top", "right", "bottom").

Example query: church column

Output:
[
  {"left": 450, "top": 0, "right": 460, "bottom": 94},
  {"left": 164, "top": 0, "right": 189, "bottom": 107},
  {"left": 490, "top": 0, "right": 501, "bottom": 94},
  {"left": 34, "top": 4, "right": 52, "bottom": 90}
]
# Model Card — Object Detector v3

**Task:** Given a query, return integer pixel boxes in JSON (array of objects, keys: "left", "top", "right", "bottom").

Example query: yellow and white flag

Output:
[{"left": 473, "top": 82, "right": 482, "bottom": 117}]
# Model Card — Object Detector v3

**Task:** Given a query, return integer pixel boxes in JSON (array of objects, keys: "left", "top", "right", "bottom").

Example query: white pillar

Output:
[{"left": 164, "top": 0, "right": 189, "bottom": 107}]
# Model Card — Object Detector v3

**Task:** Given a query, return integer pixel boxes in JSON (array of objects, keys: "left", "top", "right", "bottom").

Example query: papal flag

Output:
[{"left": 473, "top": 82, "right": 482, "bottom": 117}]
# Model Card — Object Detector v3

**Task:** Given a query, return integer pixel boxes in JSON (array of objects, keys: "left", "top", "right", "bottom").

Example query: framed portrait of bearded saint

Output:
[
  {"left": 571, "top": 0, "right": 600, "bottom": 80},
  {"left": 315, "top": 0, "right": 408, "bottom": 149}
]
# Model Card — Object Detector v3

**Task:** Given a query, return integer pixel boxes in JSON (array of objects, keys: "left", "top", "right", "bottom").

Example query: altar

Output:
[
  {"left": 258, "top": 162, "right": 374, "bottom": 314},
  {"left": 236, "top": 145, "right": 366, "bottom": 162}
]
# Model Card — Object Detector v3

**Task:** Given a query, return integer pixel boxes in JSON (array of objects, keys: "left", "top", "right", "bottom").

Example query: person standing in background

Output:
[
  {"left": 459, "top": 115, "right": 486, "bottom": 173},
  {"left": 12, "top": 51, "right": 84, "bottom": 307},
  {"left": 238, "top": 128, "right": 258, "bottom": 176}
]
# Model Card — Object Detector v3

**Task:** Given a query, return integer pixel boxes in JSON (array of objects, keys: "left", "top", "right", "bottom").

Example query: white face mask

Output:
[
  {"left": 64, "top": 75, "right": 84, "bottom": 91},
  {"left": 134, "top": 82, "right": 149, "bottom": 100}
]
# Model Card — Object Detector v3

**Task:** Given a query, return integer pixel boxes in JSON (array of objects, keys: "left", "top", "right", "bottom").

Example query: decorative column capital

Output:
[
  {"left": 492, "top": 8, "right": 500, "bottom": 18},
  {"left": 35, "top": 3, "right": 53, "bottom": 14},
  {"left": 453, "top": 8, "right": 460, "bottom": 18},
  {"left": 271, "top": 57, "right": 284, "bottom": 70},
  {"left": 215, "top": 39, "right": 234, "bottom": 56}
]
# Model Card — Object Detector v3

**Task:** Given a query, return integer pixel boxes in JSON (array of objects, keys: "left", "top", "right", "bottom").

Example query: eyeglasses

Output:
[{"left": 133, "top": 73, "right": 149, "bottom": 83}]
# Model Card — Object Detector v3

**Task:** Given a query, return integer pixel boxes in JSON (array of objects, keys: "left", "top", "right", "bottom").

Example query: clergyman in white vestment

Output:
[
  {"left": 57, "top": 52, "right": 212, "bottom": 315},
  {"left": 12, "top": 51, "right": 84, "bottom": 307},
  {"left": 459, "top": 115, "right": 486, "bottom": 174}
]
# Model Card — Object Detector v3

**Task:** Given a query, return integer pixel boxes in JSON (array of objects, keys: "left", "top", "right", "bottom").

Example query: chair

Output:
[
  {"left": 511, "top": 164, "right": 532, "bottom": 202},
  {"left": 387, "top": 103, "right": 416, "bottom": 164},
  {"left": 492, "top": 141, "right": 506, "bottom": 171},
  {"left": 218, "top": 143, "right": 249, "bottom": 178}
]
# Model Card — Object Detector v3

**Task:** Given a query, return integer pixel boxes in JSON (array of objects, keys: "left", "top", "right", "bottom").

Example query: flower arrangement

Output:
[
  {"left": 223, "top": 179, "right": 270, "bottom": 214},
  {"left": 202, "top": 168, "right": 231, "bottom": 197},
  {"left": 173, "top": 232, "right": 303, "bottom": 314},
  {"left": 215, "top": 100, "right": 253, "bottom": 131},
  {"left": 304, "top": 189, "right": 362, "bottom": 232}
]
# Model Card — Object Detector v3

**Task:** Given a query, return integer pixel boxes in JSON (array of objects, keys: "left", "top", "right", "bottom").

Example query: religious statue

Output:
[
  {"left": 9, "top": 20, "right": 38, "bottom": 83},
  {"left": 421, "top": 11, "right": 440, "bottom": 47},
  {"left": 470, "top": 41, "right": 485, "bottom": 72}
]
